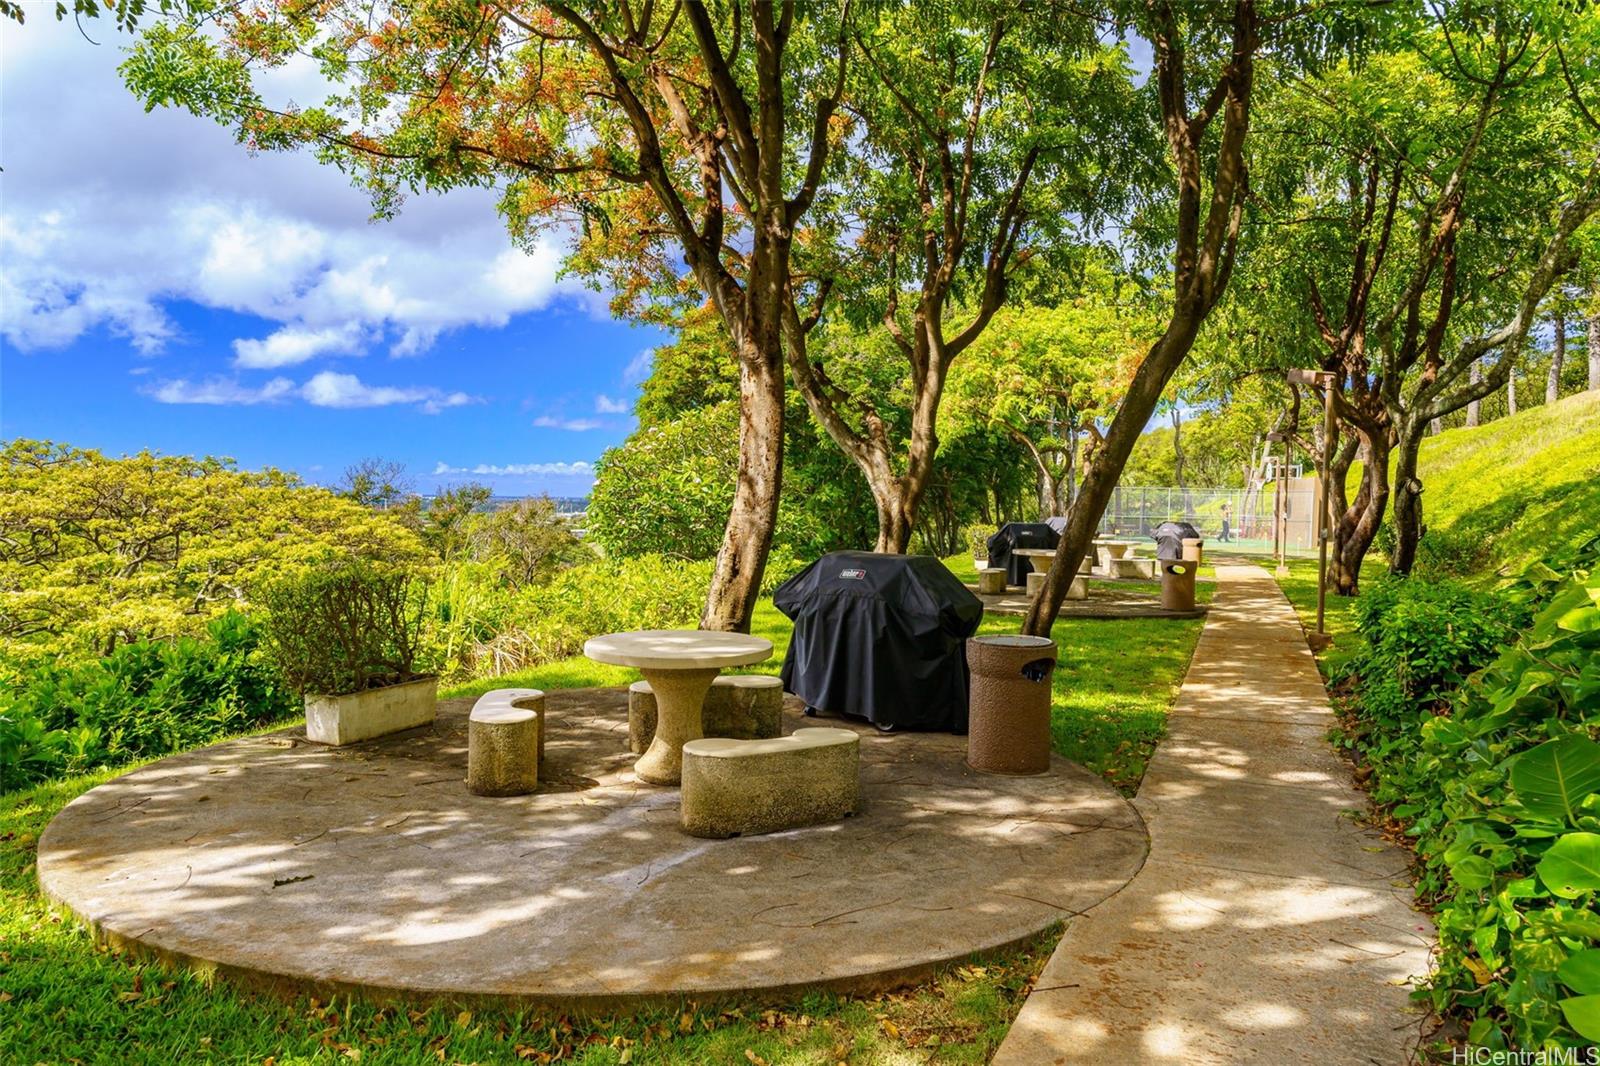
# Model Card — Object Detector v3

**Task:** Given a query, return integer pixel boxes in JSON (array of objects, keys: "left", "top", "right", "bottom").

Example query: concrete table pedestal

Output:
[
  {"left": 634, "top": 667, "right": 719, "bottom": 784},
  {"left": 584, "top": 629, "right": 774, "bottom": 786}
]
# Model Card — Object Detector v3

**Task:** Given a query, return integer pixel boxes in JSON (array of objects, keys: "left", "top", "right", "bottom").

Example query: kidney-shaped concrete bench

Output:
[
  {"left": 466, "top": 688, "right": 545, "bottom": 797},
  {"left": 680, "top": 727, "right": 860, "bottom": 838}
]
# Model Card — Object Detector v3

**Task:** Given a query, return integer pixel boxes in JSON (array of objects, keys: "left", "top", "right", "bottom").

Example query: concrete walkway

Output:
[{"left": 993, "top": 562, "right": 1434, "bottom": 1065}]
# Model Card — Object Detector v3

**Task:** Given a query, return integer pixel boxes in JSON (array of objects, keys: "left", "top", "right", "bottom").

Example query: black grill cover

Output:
[
  {"left": 774, "top": 552, "right": 983, "bottom": 732},
  {"left": 986, "top": 522, "right": 1061, "bottom": 586},
  {"left": 1154, "top": 520, "right": 1201, "bottom": 559}
]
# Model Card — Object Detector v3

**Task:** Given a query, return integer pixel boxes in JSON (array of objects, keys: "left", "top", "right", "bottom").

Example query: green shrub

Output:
[
  {"left": 1402, "top": 563, "right": 1600, "bottom": 1051},
  {"left": 260, "top": 560, "right": 432, "bottom": 696},
  {"left": 587, "top": 401, "right": 879, "bottom": 563},
  {"left": 0, "top": 612, "right": 296, "bottom": 792},
  {"left": 1344, "top": 576, "right": 1522, "bottom": 808},
  {"left": 479, "top": 554, "right": 715, "bottom": 674},
  {"left": 587, "top": 404, "right": 738, "bottom": 561},
  {"left": 1343, "top": 544, "right": 1600, "bottom": 1050}
]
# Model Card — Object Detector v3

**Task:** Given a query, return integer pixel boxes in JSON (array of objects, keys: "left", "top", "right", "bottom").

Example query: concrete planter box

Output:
[{"left": 305, "top": 676, "right": 438, "bottom": 746}]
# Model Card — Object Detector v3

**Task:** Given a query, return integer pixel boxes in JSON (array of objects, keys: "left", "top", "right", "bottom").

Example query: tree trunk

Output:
[
  {"left": 1507, "top": 370, "right": 1517, "bottom": 417},
  {"left": 872, "top": 487, "right": 917, "bottom": 554},
  {"left": 700, "top": 340, "right": 784, "bottom": 632},
  {"left": 1590, "top": 297, "right": 1600, "bottom": 390},
  {"left": 1019, "top": 0, "right": 1258, "bottom": 637},
  {"left": 1467, "top": 361, "right": 1482, "bottom": 426},
  {"left": 1329, "top": 430, "right": 1390, "bottom": 596},
  {"left": 1388, "top": 424, "right": 1425, "bottom": 575},
  {"left": 1172, "top": 405, "right": 1185, "bottom": 488},
  {"left": 1023, "top": 319, "right": 1206, "bottom": 634},
  {"left": 1549, "top": 308, "right": 1566, "bottom": 404},
  {"left": 1065, "top": 421, "right": 1079, "bottom": 506}
]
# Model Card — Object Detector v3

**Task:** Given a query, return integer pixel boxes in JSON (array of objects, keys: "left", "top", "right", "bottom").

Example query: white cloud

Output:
[
  {"left": 233, "top": 326, "right": 361, "bottom": 369},
  {"left": 622, "top": 349, "right": 655, "bottom": 385},
  {"left": 433, "top": 461, "right": 596, "bottom": 477},
  {"left": 533, "top": 415, "right": 604, "bottom": 432},
  {"left": 0, "top": 19, "right": 583, "bottom": 361},
  {"left": 594, "top": 393, "right": 630, "bottom": 414},
  {"left": 301, "top": 371, "right": 475, "bottom": 413},
  {"left": 146, "top": 371, "right": 474, "bottom": 413},
  {"left": 148, "top": 376, "right": 297, "bottom": 405}
]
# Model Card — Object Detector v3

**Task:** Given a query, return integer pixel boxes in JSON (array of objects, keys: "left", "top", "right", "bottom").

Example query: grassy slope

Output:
[
  {"left": 1361, "top": 390, "right": 1600, "bottom": 579},
  {"left": 2, "top": 560, "right": 1206, "bottom": 1065},
  {"left": 1290, "top": 391, "right": 1600, "bottom": 674}
]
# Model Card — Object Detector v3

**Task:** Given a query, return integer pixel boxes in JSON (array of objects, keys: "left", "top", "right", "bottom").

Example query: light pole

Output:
[
  {"left": 1265, "top": 429, "right": 1289, "bottom": 576},
  {"left": 1286, "top": 369, "right": 1338, "bottom": 635}
]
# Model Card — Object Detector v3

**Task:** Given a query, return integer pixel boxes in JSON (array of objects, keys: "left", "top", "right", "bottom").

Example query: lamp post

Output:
[
  {"left": 1286, "top": 369, "right": 1339, "bottom": 635},
  {"left": 1265, "top": 430, "right": 1289, "bottom": 576}
]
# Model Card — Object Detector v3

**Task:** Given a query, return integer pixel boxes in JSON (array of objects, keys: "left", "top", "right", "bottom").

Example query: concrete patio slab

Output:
[
  {"left": 992, "top": 562, "right": 1433, "bottom": 1065},
  {"left": 38, "top": 690, "right": 1147, "bottom": 1010}
]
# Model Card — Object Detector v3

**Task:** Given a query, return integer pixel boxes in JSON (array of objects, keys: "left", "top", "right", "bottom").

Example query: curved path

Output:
[
  {"left": 993, "top": 562, "right": 1434, "bottom": 1064},
  {"left": 38, "top": 690, "right": 1146, "bottom": 1009}
]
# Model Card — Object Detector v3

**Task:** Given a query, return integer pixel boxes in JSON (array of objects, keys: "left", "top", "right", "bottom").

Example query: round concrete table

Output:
[
  {"left": 1013, "top": 547, "right": 1057, "bottom": 574},
  {"left": 584, "top": 629, "right": 773, "bottom": 785},
  {"left": 1093, "top": 538, "right": 1140, "bottom": 560}
]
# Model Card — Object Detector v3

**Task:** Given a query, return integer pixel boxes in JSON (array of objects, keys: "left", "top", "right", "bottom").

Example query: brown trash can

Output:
[
  {"left": 966, "top": 635, "right": 1056, "bottom": 775},
  {"left": 1160, "top": 558, "right": 1197, "bottom": 611}
]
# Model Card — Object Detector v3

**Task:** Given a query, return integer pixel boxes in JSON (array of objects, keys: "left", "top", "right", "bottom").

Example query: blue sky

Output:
[{"left": 1, "top": 17, "right": 666, "bottom": 497}]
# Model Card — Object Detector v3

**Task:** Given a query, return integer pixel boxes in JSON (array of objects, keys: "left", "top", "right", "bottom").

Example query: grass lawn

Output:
[
  {"left": 1, "top": 559, "right": 1205, "bottom": 1065},
  {"left": 1272, "top": 557, "right": 1381, "bottom": 680}
]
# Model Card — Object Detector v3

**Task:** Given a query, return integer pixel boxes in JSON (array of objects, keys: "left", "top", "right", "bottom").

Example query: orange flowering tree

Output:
[{"left": 124, "top": 0, "right": 851, "bottom": 632}]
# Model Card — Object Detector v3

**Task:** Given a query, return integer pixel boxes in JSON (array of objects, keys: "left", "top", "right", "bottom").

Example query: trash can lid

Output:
[{"left": 971, "top": 635, "right": 1054, "bottom": 649}]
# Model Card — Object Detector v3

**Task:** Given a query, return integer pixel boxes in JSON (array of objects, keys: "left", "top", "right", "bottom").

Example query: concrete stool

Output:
[
  {"left": 680, "top": 728, "right": 860, "bottom": 838},
  {"left": 466, "top": 689, "right": 545, "bottom": 796},
  {"left": 629, "top": 675, "right": 783, "bottom": 754},
  {"left": 1182, "top": 537, "right": 1204, "bottom": 565},
  {"left": 1026, "top": 570, "right": 1047, "bottom": 595},
  {"left": 703, "top": 674, "right": 783, "bottom": 740},
  {"left": 1066, "top": 574, "right": 1087, "bottom": 600},
  {"left": 627, "top": 680, "right": 658, "bottom": 755},
  {"left": 977, "top": 567, "right": 1007, "bottom": 595},
  {"left": 1078, "top": 556, "right": 1093, "bottom": 576}
]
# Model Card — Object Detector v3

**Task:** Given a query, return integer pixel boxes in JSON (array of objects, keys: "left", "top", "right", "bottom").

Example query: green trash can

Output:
[{"left": 1159, "top": 558, "right": 1196, "bottom": 612}]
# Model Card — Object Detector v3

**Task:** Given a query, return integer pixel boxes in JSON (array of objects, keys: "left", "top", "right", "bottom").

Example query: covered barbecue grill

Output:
[
  {"left": 774, "top": 551, "right": 983, "bottom": 733},
  {"left": 1153, "top": 520, "right": 1202, "bottom": 559},
  {"left": 986, "top": 521, "right": 1062, "bottom": 587}
]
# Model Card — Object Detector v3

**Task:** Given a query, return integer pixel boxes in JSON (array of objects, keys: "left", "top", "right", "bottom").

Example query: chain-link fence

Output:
[{"left": 1096, "top": 482, "right": 1322, "bottom": 557}]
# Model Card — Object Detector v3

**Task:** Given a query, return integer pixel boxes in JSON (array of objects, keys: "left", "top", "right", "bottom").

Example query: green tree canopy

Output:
[{"left": 0, "top": 440, "right": 424, "bottom": 661}]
